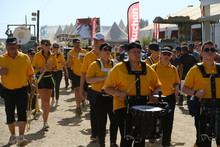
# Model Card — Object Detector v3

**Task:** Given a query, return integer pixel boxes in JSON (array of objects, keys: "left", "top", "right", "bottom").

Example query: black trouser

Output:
[
  {"left": 96, "top": 94, "right": 118, "bottom": 146},
  {"left": 194, "top": 99, "right": 220, "bottom": 147},
  {"left": 52, "top": 70, "right": 63, "bottom": 100},
  {"left": 114, "top": 108, "right": 145, "bottom": 147},
  {"left": 162, "top": 94, "right": 176, "bottom": 146},
  {"left": 3, "top": 86, "right": 28, "bottom": 124},
  {"left": 88, "top": 89, "right": 98, "bottom": 138}
]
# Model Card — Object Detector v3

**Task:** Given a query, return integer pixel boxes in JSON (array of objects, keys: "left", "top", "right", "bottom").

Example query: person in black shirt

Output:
[{"left": 179, "top": 46, "right": 197, "bottom": 106}]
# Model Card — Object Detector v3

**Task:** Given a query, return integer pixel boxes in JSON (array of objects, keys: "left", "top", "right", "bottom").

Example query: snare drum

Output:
[{"left": 126, "top": 105, "right": 164, "bottom": 141}]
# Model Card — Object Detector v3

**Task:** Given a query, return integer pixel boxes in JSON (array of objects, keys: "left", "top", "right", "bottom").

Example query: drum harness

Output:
[
  {"left": 196, "top": 63, "right": 220, "bottom": 141},
  {"left": 123, "top": 60, "right": 147, "bottom": 142}
]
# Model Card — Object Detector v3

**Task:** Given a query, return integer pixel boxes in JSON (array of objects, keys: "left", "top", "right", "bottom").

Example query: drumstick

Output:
[{"left": 127, "top": 78, "right": 138, "bottom": 93}]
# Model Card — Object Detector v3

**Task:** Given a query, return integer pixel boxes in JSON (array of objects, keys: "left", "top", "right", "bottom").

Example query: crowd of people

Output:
[{"left": 0, "top": 33, "right": 220, "bottom": 147}]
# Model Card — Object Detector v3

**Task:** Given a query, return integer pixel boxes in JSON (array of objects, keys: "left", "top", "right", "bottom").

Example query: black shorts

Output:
[
  {"left": 37, "top": 72, "right": 54, "bottom": 89},
  {"left": 71, "top": 72, "right": 80, "bottom": 88},
  {"left": 3, "top": 86, "right": 28, "bottom": 124}
]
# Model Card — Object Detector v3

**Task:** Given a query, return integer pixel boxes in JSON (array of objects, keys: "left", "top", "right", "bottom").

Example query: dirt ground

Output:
[{"left": 0, "top": 79, "right": 218, "bottom": 147}]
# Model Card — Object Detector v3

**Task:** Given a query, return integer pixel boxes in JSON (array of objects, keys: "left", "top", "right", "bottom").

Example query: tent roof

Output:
[
  {"left": 104, "top": 22, "right": 128, "bottom": 42},
  {"left": 119, "top": 19, "right": 126, "bottom": 31},
  {"left": 141, "top": 4, "right": 220, "bottom": 31}
]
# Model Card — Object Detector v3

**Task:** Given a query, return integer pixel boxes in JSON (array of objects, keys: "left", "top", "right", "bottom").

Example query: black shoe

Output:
[{"left": 75, "top": 107, "right": 82, "bottom": 116}]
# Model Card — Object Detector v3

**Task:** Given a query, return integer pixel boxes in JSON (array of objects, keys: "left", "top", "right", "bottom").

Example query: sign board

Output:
[{"left": 56, "top": 34, "right": 80, "bottom": 42}]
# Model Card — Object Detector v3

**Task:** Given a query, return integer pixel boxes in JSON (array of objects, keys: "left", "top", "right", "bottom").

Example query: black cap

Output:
[
  {"left": 161, "top": 47, "right": 172, "bottom": 53},
  {"left": 149, "top": 43, "right": 159, "bottom": 51},
  {"left": 27, "top": 48, "right": 36, "bottom": 54},
  {"left": 6, "top": 37, "right": 17, "bottom": 45},
  {"left": 72, "top": 38, "right": 80, "bottom": 43},
  {"left": 99, "top": 42, "right": 112, "bottom": 50},
  {"left": 127, "top": 42, "right": 141, "bottom": 51}
]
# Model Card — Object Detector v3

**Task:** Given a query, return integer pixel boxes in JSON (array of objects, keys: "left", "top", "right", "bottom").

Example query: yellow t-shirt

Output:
[
  {"left": 55, "top": 52, "right": 65, "bottom": 71},
  {"left": 151, "top": 62, "right": 180, "bottom": 96},
  {"left": 81, "top": 49, "right": 101, "bottom": 73},
  {"left": 68, "top": 48, "right": 87, "bottom": 76},
  {"left": 32, "top": 50, "right": 58, "bottom": 73},
  {"left": 86, "top": 58, "right": 114, "bottom": 92},
  {"left": 104, "top": 61, "right": 161, "bottom": 111},
  {"left": 184, "top": 62, "right": 220, "bottom": 99},
  {"left": 145, "top": 55, "right": 159, "bottom": 65},
  {"left": 0, "top": 52, "right": 34, "bottom": 90}
]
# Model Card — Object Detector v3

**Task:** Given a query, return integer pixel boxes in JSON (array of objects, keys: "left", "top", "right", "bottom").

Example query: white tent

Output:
[
  {"left": 119, "top": 19, "right": 126, "bottom": 31},
  {"left": 62, "top": 25, "right": 69, "bottom": 34},
  {"left": 104, "top": 22, "right": 128, "bottom": 42},
  {"left": 53, "top": 25, "right": 63, "bottom": 41}
]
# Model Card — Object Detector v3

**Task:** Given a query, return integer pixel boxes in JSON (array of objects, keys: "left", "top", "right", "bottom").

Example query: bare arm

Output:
[
  {"left": 0, "top": 68, "right": 8, "bottom": 76},
  {"left": 182, "top": 85, "right": 204, "bottom": 99},
  {"left": 105, "top": 87, "right": 127, "bottom": 100},
  {"left": 79, "top": 72, "right": 87, "bottom": 98},
  {"left": 28, "top": 75, "right": 36, "bottom": 99},
  {"left": 86, "top": 76, "right": 107, "bottom": 84}
]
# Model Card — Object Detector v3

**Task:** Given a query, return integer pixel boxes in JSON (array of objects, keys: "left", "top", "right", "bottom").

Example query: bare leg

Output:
[
  {"left": 18, "top": 121, "right": 26, "bottom": 135},
  {"left": 74, "top": 87, "right": 81, "bottom": 107},
  {"left": 8, "top": 122, "right": 15, "bottom": 135},
  {"left": 39, "top": 89, "right": 53, "bottom": 123}
]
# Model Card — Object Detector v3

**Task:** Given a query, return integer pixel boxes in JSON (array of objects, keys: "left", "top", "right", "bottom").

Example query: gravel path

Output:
[{"left": 0, "top": 79, "right": 217, "bottom": 147}]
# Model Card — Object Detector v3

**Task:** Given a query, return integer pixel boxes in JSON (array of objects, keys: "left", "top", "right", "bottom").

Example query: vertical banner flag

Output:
[
  {"left": 127, "top": 2, "right": 140, "bottom": 43},
  {"left": 91, "top": 18, "right": 100, "bottom": 39},
  {"left": 154, "top": 23, "right": 160, "bottom": 40}
]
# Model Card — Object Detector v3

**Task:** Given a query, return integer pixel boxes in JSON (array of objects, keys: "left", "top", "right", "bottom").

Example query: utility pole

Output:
[{"left": 37, "top": 10, "right": 40, "bottom": 44}]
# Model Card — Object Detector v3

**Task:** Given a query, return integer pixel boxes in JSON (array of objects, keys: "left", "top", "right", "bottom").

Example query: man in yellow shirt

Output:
[
  {"left": 80, "top": 33, "right": 105, "bottom": 141},
  {"left": 145, "top": 43, "right": 160, "bottom": 65},
  {"left": 151, "top": 47, "right": 180, "bottom": 147},
  {"left": 104, "top": 42, "right": 161, "bottom": 147},
  {"left": 0, "top": 38, "right": 35, "bottom": 146},
  {"left": 182, "top": 41, "right": 220, "bottom": 147},
  {"left": 67, "top": 38, "right": 87, "bottom": 116}
]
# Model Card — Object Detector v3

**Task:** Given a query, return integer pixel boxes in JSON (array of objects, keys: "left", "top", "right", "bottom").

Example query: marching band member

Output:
[
  {"left": 145, "top": 43, "right": 160, "bottom": 65},
  {"left": 151, "top": 47, "right": 180, "bottom": 147},
  {"left": 0, "top": 38, "right": 35, "bottom": 146},
  {"left": 32, "top": 39, "right": 58, "bottom": 131},
  {"left": 67, "top": 38, "right": 87, "bottom": 116},
  {"left": 51, "top": 43, "right": 68, "bottom": 107},
  {"left": 80, "top": 33, "right": 105, "bottom": 141},
  {"left": 182, "top": 41, "right": 220, "bottom": 147},
  {"left": 104, "top": 42, "right": 161, "bottom": 147},
  {"left": 86, "top": 43, "right": 118, "bottom": 147}
]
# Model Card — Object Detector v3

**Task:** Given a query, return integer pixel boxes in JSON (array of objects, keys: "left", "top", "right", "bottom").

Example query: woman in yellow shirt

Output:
[
  {"left": 51, "top": 43, "right": 68, "bottom": 106},
  {"left": 151, "top": 47, "right": 180, "bottom": 147},
  {"left": 32, "top": 39, "right": 58, "bottom": 130},
  {"left": 86, "top": 43, "right": 118, "bottom": 147}
]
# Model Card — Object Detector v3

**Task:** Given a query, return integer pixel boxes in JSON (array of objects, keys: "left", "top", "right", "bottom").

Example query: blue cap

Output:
[
  {"left": 175, "top": 46, "right": 181, "bottom": 51},
  {"left": 188, "top": 43, "right": 194, "bottom": 48}
]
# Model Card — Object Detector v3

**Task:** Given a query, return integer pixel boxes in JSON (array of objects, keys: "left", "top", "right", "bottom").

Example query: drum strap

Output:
[
  {"left": 123, "top": 61, "right": 146, "bottom": 97},
  {"left": 196, "top": 63, "right": 220, "bottom": 99}
]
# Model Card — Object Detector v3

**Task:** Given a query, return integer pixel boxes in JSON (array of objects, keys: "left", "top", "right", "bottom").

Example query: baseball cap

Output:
[
  {"left": 148, "top": 43, "right": 159, "bottom": 51},
  {"left": 99, "top": 42, "right": 112, "bottom": 50},
  {"left": 161, "top": 47, "right": 172, "bottom": 53},
  {"left": 94, "top": 33, "right": 105, "bottom": 40},
  {"left": 6, "top": 37, "right": 17, "bottom": 45},
  {"left": 175, "top": 46, "right": 182, "bottom": 51},
  {"left": 127, "top": 42, "right": 142, "bottom": 51},
  {"left": 72, "top": 38, "right": 80, "bottom": 43}
]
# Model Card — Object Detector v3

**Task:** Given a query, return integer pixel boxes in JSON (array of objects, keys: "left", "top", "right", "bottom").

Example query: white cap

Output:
[{"left": 94, "top": 32, "right": 105, "bottom": 40}]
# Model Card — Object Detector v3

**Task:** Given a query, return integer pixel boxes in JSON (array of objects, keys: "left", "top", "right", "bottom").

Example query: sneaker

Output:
[
  {"left": 82, "top": 100, "right": 87, "bottom": 107},
  {"left": 55, "top": 100, "right": 58, "bottom": 106},
  {"left": 43, "top": 122, "right": 50, "bottom": 131},
  {"left": 17, "top": 135, "right": 28, "bottom": 146},
  {"left": 51, "top": 99, "right": 55, "bottom": 106},
  {"left": 75, "top": 107, "right": 82, "bottom": 116},
  {"left": 8, "top": 135, "right": 17, "bottom": 145}
]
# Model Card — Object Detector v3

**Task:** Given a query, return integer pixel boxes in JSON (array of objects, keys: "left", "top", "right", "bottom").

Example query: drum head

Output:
[
  {"left": 132, "top": 105, "right": 162, "bottom": 112},
  {"left": 153, "top": 94, "right": 166, "bottom": 98}
]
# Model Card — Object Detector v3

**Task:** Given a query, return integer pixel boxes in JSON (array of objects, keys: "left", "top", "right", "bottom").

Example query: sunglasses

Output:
[
  {"left": 103, "top": 48, "right": 111, "bottom": 52},
  {"left": 44, "top": 44, "right": 51, "bottom": 47},
  {"left": 203, "top": 48, "right": 216, "bottom": 52},
  {"left": 53, "top": 47, "right": 59, "bottom": 48},
  {"left": 162, "top": 52, "right": 172, "bottom": 56},
  {"left": 30, "top": 53, "right": 35, "bottom": 55}
]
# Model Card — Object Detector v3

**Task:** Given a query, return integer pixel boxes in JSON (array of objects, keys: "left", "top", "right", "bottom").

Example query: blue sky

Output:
[{"left": 0, "top": 0, "right": 200, "bottom": 38}]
